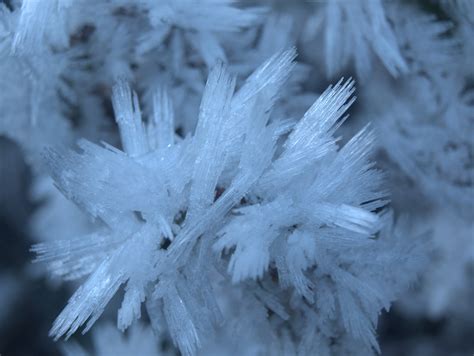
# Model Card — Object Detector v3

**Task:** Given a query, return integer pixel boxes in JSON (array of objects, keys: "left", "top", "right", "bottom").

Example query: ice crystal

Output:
[{"left": 32, "top": 50, "right": 421, "bottom": 355}]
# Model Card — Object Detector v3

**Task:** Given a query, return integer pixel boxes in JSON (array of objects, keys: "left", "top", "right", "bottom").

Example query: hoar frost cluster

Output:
[
  {"left": 32, "top": 50, "right": 422, "bottom": 355},
  {"left": 0, "top": 0, "right": 472, "bottom": 355}
]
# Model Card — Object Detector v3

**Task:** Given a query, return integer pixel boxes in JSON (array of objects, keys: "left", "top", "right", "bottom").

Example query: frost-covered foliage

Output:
[
  {"left": 1, "top": 0, "right": 473, "bottom": 355},
  {"left": 0, "top": 0, "right": 263, "bottom": 168},
  {"left": 303, "top": 0, "right": 407, "bottom": 79},
  {"left": 0, "top": 3, "right": 73, "bottom": 170},
  {"left": 361, "top": 1, "right": 474, "bottom": 319},
  {"left": 30, "top": 51, "right": 422, "bottom": 355}
]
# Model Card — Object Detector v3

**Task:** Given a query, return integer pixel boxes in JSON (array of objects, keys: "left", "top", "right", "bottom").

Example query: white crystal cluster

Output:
[
  {"left": 31, "top": 50, "right": 422, "bottom": 354},
  {"left": 0, "top": 0, "right": 472, "bottom": 355}
]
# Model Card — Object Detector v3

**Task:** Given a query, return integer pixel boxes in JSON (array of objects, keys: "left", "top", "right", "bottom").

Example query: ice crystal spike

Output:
[
  {"left": 112, "top": 80, "right": 148, "bottom": 157},
  {"left": 151, "top": 87, "right": 175, "bottom": 150}
]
